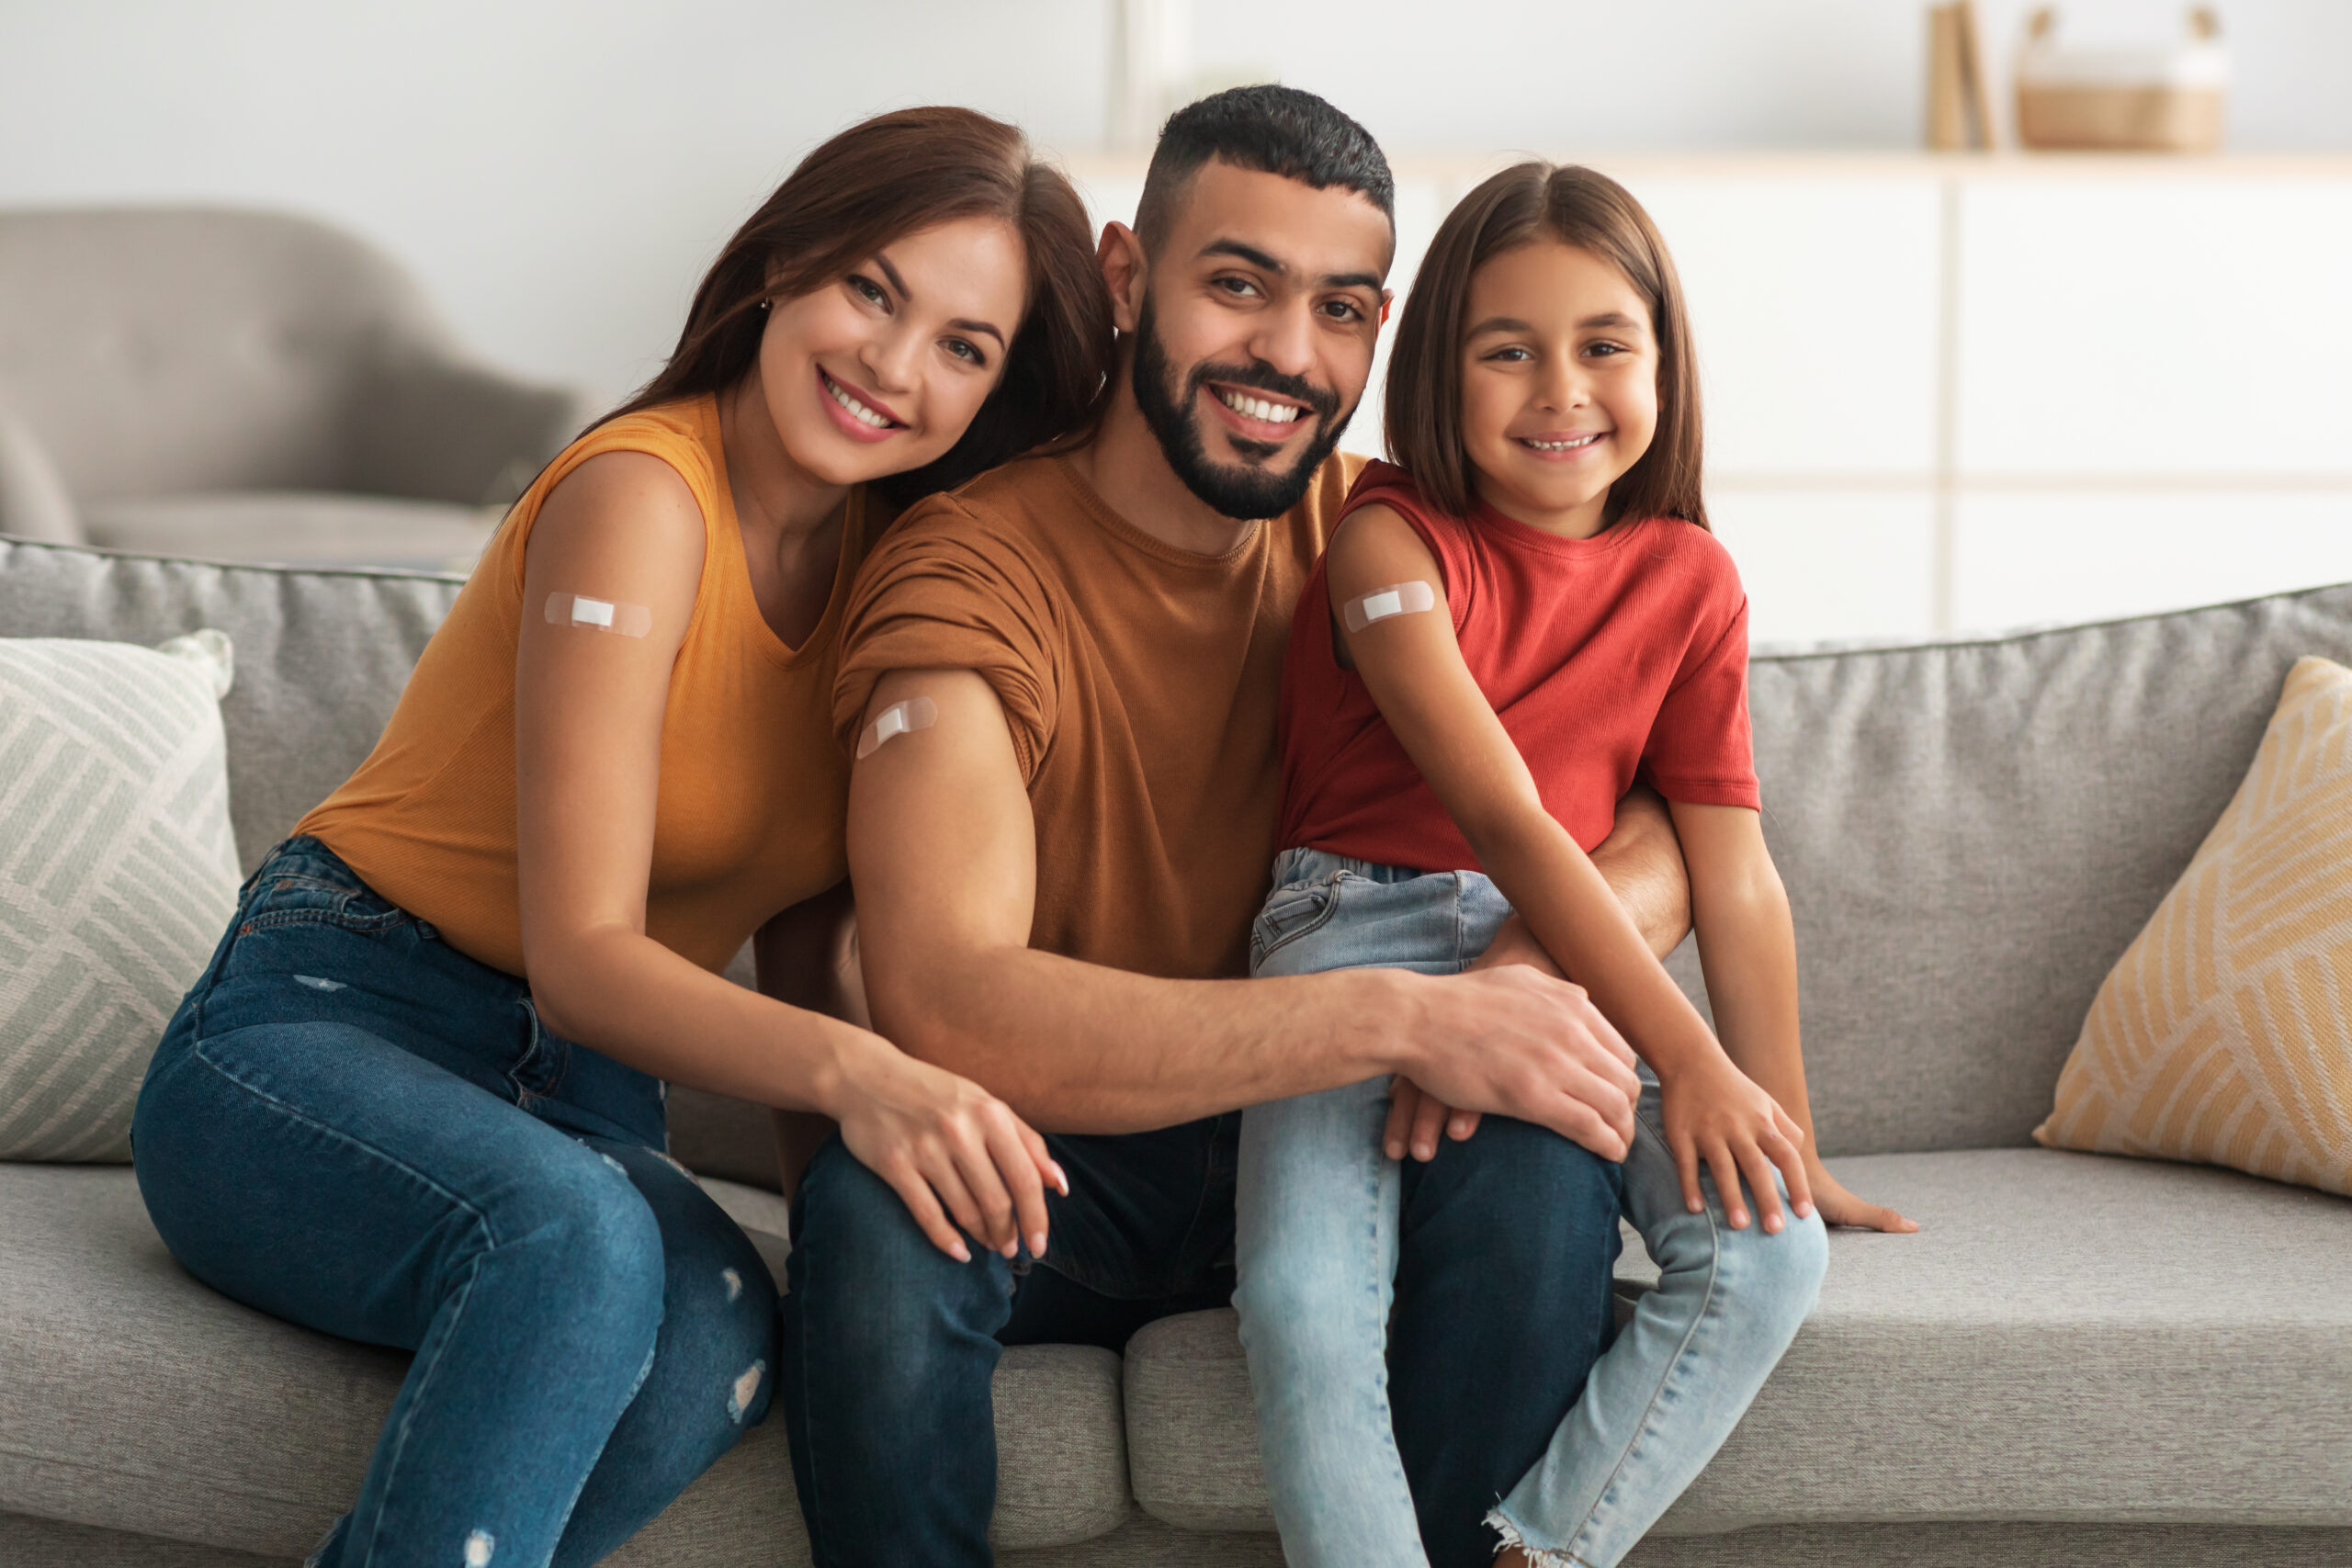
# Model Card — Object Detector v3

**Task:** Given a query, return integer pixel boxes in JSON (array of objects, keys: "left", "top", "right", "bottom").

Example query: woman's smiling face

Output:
[
  {"left": 757, "top": 215, "right": 1028, "bottom": 487},
  {"left": 1457, "top": 238, "right": 1658, "bottom": 538}
]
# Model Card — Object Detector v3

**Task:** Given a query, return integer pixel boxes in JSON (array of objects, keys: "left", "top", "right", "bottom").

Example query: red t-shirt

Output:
[{"left": 1277, "top": 460, "right": 1759, "bottom": 874}]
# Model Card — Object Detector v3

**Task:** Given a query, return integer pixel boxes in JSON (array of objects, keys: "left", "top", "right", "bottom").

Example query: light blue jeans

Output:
[{"left": 1235, "top": 848, "right": 1827, "bottom": 1568}]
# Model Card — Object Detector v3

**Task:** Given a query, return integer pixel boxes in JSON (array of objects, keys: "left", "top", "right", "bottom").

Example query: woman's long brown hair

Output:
[
  {"left": 605, "top": 106, "right": 1113, "bottom": 513},
  {"left": 1384, "top": 163, "right": 1706, "bottom": 531}
]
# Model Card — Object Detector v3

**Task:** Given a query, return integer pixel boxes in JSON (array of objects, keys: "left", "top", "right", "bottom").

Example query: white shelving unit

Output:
[{"left": 1061, "top": 152, "right": 2352, "bottom": 647}]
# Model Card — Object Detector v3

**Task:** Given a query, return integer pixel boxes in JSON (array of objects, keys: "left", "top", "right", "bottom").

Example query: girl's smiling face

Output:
[{"left": 1458, "top": 238, "right": 1658, "bottom": 538}]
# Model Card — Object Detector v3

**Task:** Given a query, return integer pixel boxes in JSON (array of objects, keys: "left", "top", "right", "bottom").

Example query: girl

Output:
[
  {"left": 1234, "top": 163, "right": 1915, "bottom": 1568},
  {"left": 130, "top": 107, "right": 1110, "bottom": 1568}
]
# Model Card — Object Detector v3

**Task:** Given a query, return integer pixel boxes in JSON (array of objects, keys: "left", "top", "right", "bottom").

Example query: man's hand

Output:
[
  {"left": 1383, "top": 915, "right": 1559, "bottom": 1159},
  {"left": 1390, "top": 964, "right": 1641, "bottom": 1163},
  {"left": 1383, "top": 784, "right": 1692, "bottom": 1164}
]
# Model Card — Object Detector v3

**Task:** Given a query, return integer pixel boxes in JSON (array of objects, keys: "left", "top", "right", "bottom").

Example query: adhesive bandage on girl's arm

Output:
[
  {"left": 545, "top": 593, "right": 653, "bottom": 637},
  {"left": 1341, "top": 580, "right": 1438, "bottom": 634},
  {"left": 856, "top": 696, "right": 938, "bottom": 760}
]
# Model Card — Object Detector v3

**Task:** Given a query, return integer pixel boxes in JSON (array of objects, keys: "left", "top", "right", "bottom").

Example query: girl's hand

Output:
[
  {"left": 831, "top": 1032, "right": 1068, "bottom": 1263},
  {"left": 1804, "top": 1164, "right": 1917, "bottom": 1233},
  {"left": 1384, "top": 1076, "right": 1478, "bottom": 1162},
  {"left": 1660, "top": 1055, "right": 1814, "bottom": 1233}
]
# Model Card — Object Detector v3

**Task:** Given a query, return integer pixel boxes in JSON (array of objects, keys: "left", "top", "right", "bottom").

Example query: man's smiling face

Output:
[{"left": 1127, "top": 160, "right": 1394, "bottom": 520}]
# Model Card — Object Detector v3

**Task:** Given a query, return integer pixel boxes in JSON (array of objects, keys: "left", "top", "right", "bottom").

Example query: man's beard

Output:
[{"left": 1130, "top": 295, "right": 1352, "bottom": 522}]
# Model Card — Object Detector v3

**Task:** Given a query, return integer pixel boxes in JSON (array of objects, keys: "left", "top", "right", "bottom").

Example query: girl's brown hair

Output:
[
  {"left": 1384, "top": 163, "right": 1706, "bottom": 530},
  {"left": 606, "top": 106, "right": 1113, "bottom": 512}
]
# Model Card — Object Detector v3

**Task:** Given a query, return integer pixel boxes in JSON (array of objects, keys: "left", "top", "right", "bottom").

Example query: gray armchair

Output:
[{"left": 0, "top": 207, "right": 590, "bottom": 570}]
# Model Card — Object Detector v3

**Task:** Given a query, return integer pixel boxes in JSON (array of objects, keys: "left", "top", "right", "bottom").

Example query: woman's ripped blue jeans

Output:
[{"left": 131, "top": 837, "right": 778, "bottom": 1568}]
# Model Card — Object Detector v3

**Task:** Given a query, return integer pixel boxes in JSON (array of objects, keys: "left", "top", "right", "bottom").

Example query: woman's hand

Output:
[
  {"left": 1659, "top": 1054, "right": 1814, "bottom": 1233},
  {"left": 1804, "top": 1163, "right": 1917, "bottom": 1233},
  {"left": 831, "top": 1032, "right": 1067, "bottom": 1264}
]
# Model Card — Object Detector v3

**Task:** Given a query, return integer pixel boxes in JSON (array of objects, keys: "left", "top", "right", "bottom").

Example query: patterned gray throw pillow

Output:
[{"left": 0, "top": 630, "right": 239, "bottom": 1160}]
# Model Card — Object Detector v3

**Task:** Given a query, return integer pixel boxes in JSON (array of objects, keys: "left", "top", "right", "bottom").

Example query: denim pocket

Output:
[
  {"left": 238, "top": 872, "right": 411, "bottom": 937},
  {"left": 1250, "top": 873, "right": 1346, "bottom": 971}
]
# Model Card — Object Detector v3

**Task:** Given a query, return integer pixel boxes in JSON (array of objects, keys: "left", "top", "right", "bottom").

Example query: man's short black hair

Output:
[{"left": 1133, "top": 85, "right": 1394, "bottom": 254}]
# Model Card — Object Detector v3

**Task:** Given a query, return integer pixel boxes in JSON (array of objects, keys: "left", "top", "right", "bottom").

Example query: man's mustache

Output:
[{"left": 1185, "top": 360, "right": 1343, "bottom": 423}]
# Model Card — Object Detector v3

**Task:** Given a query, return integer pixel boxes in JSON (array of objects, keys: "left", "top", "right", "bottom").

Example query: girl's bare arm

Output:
[
  {"left": 1327, "top": 503, "right": 1812, "bottom": 1228},
  {"left": 1668, "top": 804, "right": 1917, "bottom": 1233}
]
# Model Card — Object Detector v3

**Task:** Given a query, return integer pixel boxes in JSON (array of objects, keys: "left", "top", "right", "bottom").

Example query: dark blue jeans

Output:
[
  {"left": 779, "top": 1096, "right": 1624, "bottom": 1567},
  {"left": 130, "top": 837, "right": 778, "bottom": 1568}
]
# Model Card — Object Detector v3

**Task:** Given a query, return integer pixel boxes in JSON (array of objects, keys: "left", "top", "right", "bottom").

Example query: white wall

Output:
[{"left": 5, "top": 0, "right": 2347, "bottom": 410}]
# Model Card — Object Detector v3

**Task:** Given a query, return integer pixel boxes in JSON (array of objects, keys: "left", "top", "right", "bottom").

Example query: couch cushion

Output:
[
  {"left": 1702, "top": 581, "right": 2352, "bottom": 1155},
  {"left": 1122, "top": 1147, "right": 2352, "bottom": 1536},
  {"left": 0, "top": 632, "right": 241, "bottom": 1161},
  {"left": 82, "top": 494, "right": 497, "bottom": 575},
  {"left": 0, "top": 1166, "right": 1130, "bottom": 1560},
  {"left": 0, "top": 538, "right": 458, "bottom": 874},
  {"left": 2036, "top": 656, "right": 2352, "bottom": 1196}
]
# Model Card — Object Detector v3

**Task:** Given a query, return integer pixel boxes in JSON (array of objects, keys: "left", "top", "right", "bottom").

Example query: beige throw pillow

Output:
[
  {"left": 2035, "top": 656, "right": 2352, "bottom": 1195},
  {"left": 0, "top": 630, "right": 239, "bottom": 1160}
]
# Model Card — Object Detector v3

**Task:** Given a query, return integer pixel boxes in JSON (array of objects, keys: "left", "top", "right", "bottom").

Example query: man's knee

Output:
[
  {"left": 1401, "top": 1117, "right": 1623, "bottom": 1279},
  {"left": 786, "top": 1136, "right": 1011, "bottom": 1390}
]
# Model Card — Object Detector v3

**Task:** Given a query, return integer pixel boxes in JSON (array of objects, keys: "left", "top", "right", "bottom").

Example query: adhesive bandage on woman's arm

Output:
[
  {"left": 545, "top": 593, "right": 653, "bottom": 637},
  {"left": 1341, "top": 580, "right": 1438, "bottom": 634},
  {"left": 856, "top": 696, "right": 938, "bottom": 760}
]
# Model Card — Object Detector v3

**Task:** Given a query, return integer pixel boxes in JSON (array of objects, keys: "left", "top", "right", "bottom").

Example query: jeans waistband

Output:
[
  {"left": 1270, "top": 846, "right": 1443, "bottom": 889},
  {"left": 234, "top": 837, "right": 665, "bottom": 1150}
]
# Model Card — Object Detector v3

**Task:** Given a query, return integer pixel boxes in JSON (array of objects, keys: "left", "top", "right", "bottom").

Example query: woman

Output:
[{"left": 130, "top": 107, "right": 1112, "bottom": 1568}]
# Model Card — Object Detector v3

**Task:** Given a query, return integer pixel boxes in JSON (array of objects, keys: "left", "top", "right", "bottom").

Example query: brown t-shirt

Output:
[{"left": 835, "top": 449, "right": 1364, "bottom": 980}]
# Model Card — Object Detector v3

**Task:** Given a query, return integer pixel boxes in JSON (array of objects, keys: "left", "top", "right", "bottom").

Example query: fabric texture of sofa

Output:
[
  {"left": 0, "top": 209, "right": 588, "bottom": 570},
  {"left": 1, "top": 534, "right": 2348, "bottom": 1568}
]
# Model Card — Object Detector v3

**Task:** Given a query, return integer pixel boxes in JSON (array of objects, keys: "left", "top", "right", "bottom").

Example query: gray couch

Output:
[
  {"left": 3, "top": 534, "right": 2348, "bottom": 1568},
  {"left": 0, "top": 209, "right": 587, "bottom": 570}
]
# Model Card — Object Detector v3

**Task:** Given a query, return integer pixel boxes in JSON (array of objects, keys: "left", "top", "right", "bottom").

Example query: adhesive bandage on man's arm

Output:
[
  {"left": 1341, "top": 580, "right": 1439, "bottom": 634},
  {"left": 856, "top": 695, "right": 939, "bottom": 760},
  {"left": 545, "top": 592, "right": 653, "bottom": 637}
]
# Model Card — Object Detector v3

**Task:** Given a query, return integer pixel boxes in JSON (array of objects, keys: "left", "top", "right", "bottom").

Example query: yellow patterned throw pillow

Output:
[{"left": 2035, "top": 656, "right": 2352, "bottom": 1195}]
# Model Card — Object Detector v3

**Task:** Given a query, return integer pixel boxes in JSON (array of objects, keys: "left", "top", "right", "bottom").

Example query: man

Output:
[{"left": 778, "top": 86, "right": 1690, "bottom": 1566}]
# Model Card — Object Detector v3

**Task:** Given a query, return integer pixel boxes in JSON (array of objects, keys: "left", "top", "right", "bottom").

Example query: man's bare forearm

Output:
[
  {"left": 865, "top": 940, "right": 1420, "bottom": 1133},
  {"left": 1480, "top": 786, "right": 1691, "bottom": 974},
  {"left": 870, "top": 942, "right": 1423, "bottom": 1134},
  {"left": 849, "top": 669, "right": 1642, "bottom": 1151},
  {"left": 1591, "top": 784, "right": 1691, "bottom": 959}
]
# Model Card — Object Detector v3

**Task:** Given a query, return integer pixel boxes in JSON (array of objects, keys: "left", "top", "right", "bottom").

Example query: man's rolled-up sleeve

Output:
[{"left": 833, "top": 499, "right": 1062, "bottom": 783}]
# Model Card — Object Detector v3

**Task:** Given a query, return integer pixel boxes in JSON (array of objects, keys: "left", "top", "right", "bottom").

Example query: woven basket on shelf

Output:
[{"left": 2015, "top": 6, "right": 2228, "bottom": 152}]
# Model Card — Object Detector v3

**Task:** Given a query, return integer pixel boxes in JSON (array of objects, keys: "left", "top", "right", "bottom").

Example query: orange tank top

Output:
[{"left": 299, "top": 392, "right": 872, "bottom": 977}]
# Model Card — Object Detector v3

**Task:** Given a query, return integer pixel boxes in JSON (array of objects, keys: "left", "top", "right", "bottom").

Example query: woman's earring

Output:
[{"left": 758, "top": 299, "right": 771, "bottom": 311}]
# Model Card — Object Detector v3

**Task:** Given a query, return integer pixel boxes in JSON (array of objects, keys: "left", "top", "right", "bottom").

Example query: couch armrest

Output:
[
  {"left": 348, "top": 355, "right": 594, "bottom": 507},
  {"left": 0, "top": 408, "right": 84, "bottom": 544}
]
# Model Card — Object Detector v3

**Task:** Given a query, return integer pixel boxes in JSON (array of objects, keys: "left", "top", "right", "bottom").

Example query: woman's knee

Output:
[
  {"left": 629, "top": 1159, "right": 783, "bottom": 1430},
  {"left": 489, "top": 1146, "right": 668, "bottom": 1331},
  {"left": 638, "top": 1259, "right": 780, "bottom": 1436}
]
